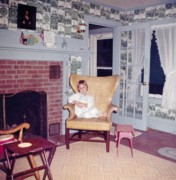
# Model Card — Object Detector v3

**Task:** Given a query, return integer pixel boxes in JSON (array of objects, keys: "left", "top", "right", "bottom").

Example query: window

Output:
[
  {"left": 89, "top": 29, "right": 113, "bottom": 77},
  {"left": 142, "top": 31, "right": 165, "bottom": 95},
  {"left": 97, "top": 39, "right": 113, "bottom": 76}
]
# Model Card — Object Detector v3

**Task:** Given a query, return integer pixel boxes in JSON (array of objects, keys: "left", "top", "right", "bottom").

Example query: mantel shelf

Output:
[{"left": 0, "top": 43, "right": 90, "bottom": 55}]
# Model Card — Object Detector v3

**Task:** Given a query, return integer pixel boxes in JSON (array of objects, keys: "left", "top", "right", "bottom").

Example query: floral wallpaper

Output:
[
  {"left": 1, "top": 0, "right": 176, "bottom": 39},
  {"left": 121, "top": 3, "right": 176, "bottom": 25},
  {"left": 149, "top": 104, "right": 176, "bottom": 121},
  {"left": 65, "top": 55, "right": 81, "bottom": 96},
  {"left": 69, "top": 55, "right": 81, "bottom": 74}
]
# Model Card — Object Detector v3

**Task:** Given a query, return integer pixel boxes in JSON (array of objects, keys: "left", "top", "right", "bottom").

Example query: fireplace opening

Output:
[{"left": 0, "top": 90, "right": 47, "bottom": 138}]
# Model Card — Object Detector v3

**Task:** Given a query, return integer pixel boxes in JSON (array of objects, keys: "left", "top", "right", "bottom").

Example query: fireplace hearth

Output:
[{"left": 0, "top": 90, "right": 47, "bottom": 138}]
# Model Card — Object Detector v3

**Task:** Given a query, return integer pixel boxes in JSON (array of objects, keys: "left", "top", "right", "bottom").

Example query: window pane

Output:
[
  {"left": 97, "top": 39, "right": 113, "bottom": 67},
  {"left": 97, "top": 69, "right": 112, "bottom": 76},
  {"left": 141, "top": 31, "right": 165, "bottom": 95},
  {"left": 149, "top": 31, "right": 165, "bottom": 95}
]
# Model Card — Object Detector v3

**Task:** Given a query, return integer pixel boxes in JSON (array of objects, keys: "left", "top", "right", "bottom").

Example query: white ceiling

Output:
[{"left": 85, "top": 0, "right": 176, "bottom": 10}]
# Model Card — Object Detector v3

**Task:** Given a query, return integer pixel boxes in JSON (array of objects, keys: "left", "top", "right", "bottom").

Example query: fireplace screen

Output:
[{"left": 0, "top": 90, "right": 47, "bottom": 138}]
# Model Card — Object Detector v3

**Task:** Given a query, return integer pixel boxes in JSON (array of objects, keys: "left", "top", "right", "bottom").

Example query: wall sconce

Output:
[{"left": 77, "top": 20, "right": 87, "bottom": 34}]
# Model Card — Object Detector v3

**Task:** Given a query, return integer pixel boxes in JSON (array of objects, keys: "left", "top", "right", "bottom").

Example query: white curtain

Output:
[
  {"left": 128, "top": 30, "right": 145, "bottom": 100},
  {"left": 153, "top": 24, "right": 176, "bottom": 110}
]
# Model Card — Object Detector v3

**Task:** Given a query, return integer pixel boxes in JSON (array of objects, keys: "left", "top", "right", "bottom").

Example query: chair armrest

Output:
[
  {"left": 0, "top": 123, "right": 30, "bottom": 141},
  {"left": 0, "top": 123, "right": 30, "bottom": 134},
  {"left": 106, "top": 104, "right": 118, "bottom": 121},
  {"left": 63, "top": 103, "right": 77, "bottom": 120}
]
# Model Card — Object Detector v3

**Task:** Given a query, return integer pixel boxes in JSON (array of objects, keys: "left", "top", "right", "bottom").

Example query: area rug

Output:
[
  {"left": 1, "top": 140, "right": 176, "bottom": 180},
  {"left": 158, "top": 147, "right": 176, "bottom": 160}
]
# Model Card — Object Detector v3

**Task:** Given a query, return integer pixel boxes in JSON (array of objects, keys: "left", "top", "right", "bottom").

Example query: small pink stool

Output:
[{"left": 115, "top": 124, "right": 135, "bottom": 157}]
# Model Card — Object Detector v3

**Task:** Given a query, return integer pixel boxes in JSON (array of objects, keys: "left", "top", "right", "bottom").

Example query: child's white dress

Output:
[{"left": 68, "top": 92, "right": 101, "bottom": 118}]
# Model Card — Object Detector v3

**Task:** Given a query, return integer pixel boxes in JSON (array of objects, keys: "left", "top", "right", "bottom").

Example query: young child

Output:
[{"left": 68, "top": 80, "right": 106, "bottom": 118}]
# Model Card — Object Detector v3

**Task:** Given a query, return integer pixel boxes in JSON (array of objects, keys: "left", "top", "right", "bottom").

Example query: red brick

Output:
[
  {"left": 20, "top": 65, "right": 32, "bottom": 69},
  {"left": 0, "top": 70, "right": 5, "bottom": 74},
  {"left": 38, "top": 61, "right": 49, "bottom": 65},
  {"left": 19, "top": 75, "right": 31, "bottom": 79},
  {"left": 17, "top": 61, "right": 25, "bottom": 64},
  {"left": 17, "top": 80, "right": 25, "bottom": 84},
  {"left": 7, "top": 70, "right": 16, "bottom": 74},
  {"left": 1, "top": 75, "right": 13, "bottom": 79},
  {"left": 32, "top": 74, "right": 42, "bottom": 78},
  {"left": 0, "top": 60, "right": 7, "bottom": 64},
  {"left": 3, "top": 84, "right": 13, "bottom": 89},
  {"left": 17, "top": 70, "right": 25, "bottom": 74},
  {"left": 24, "top": 84, "right": 32, "bottom": 88},
  {"left": 13, "top": 84, "right": 20, "bottom": 88},
  {"left": 6, "top": 60, "right": 17, "bottom": 65},
  {"left": 38, "top": 70, "right": 49, "bottom": 74},
  {"left": 0, "top": 65, "right": 13, "bottom": 69},
  {"left": 26, "top": 70, "right": 38, "bottom": 74},
  {"left": 6, "top": 80, "right": 16, "bottom": 84},
  {"left": 14, "top": 65, "right": 20, "bottom": 69},
  {"left": 26, "top": 61, "right": 38, "bottom": 65},
  {"left": 33, "top": 65, "right": 44, "bottom": 69}
]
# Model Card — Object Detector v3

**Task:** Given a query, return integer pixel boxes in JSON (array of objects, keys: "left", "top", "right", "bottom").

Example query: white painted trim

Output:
[{"left": 85, "top": 15, "right": 121, "bottom": 28}]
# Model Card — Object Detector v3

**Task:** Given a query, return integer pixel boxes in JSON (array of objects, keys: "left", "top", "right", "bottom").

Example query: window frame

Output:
[
  {"left": 89, "top": 33, "right": 113, "bottom": 76},
  {"left": 141, "top": 30, "right": 166, "bottom": 99}
]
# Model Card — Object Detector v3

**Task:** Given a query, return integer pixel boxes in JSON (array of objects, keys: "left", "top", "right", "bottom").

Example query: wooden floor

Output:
[{"left": 50, "top": 124, "right": 176, "bottom": 163}]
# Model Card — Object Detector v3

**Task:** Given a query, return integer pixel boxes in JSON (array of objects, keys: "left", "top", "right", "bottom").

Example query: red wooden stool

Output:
[{"left": 115, "top": 124, "right": 135, "bottom": 157}]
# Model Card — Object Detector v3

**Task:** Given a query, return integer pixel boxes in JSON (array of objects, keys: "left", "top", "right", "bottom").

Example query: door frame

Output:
[
  {"left": 89, "top": 32, "right": 113, "bottom": 76},
  {"left": 147, "top": 18, "right": 176, "bottom": 134},
  {"left": 85, "top": 15, "right": 121, "bottom": 76},
  {"left": 113, "top": 22, "right": 151, "bottom": 131}
]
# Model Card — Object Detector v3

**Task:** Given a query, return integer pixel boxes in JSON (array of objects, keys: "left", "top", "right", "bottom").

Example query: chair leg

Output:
[
  {"left": 27, "top": 155, "right": 40, "bottom": 180},
  {"left": 106, "top": 131, "right": 110, "bottom": 152},
  {"left": 116, "top": 132, "right": 120, "bottom": 147},
  {"left": 65, "top": 128, "right": 70, "bottom": 149},
  {"left": 78, "top": 130, "right": 82, "bottom": 139},
  {"left": 103, "top": 131, "right": 107, "bottom": 140},
  {"left": 116, "top": 132, "right": 121, "bottom": 156},
  {"left": 129, "top": 138, "right": 133, "bottom": 157}
]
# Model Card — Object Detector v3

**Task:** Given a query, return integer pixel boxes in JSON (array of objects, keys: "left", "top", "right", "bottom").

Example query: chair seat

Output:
[{"left": 67, "top": 117, "right": 112, "bottom": 131}]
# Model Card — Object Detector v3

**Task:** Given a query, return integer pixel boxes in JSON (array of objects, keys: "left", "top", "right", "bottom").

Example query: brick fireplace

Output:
[{"left": 0, "top": 59, "right": 63, "bottom": 138}]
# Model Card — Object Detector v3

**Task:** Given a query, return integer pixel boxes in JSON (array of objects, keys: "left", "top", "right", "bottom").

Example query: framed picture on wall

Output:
[{"left": 17, "top": 4, "right": 36, "bottom": 30}]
